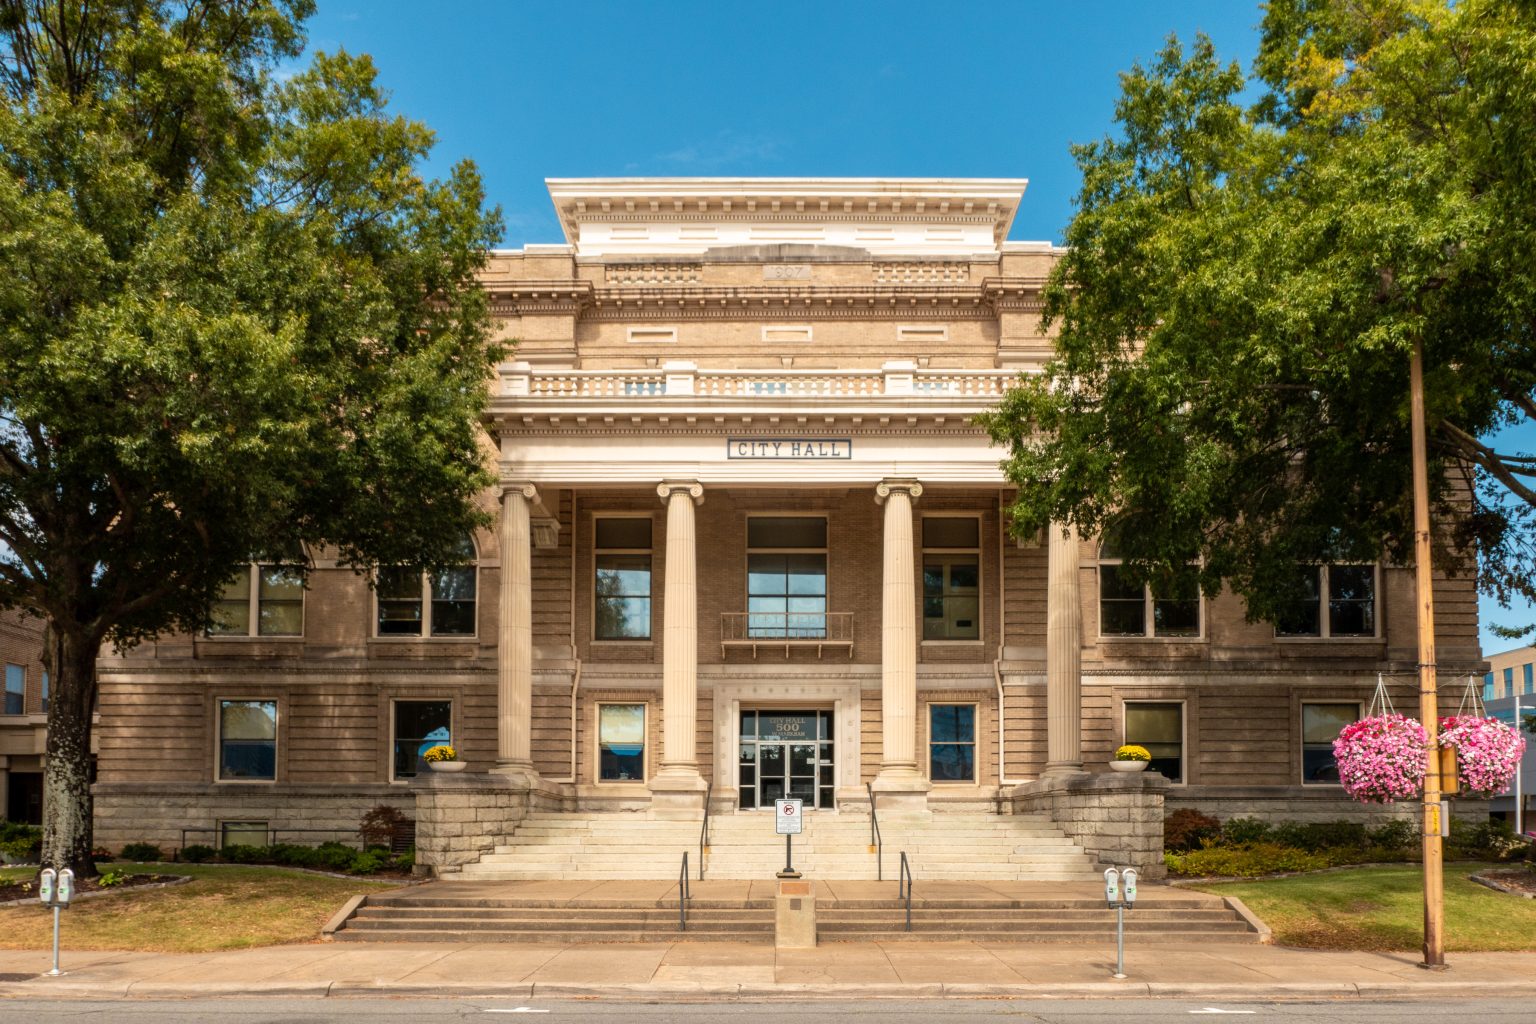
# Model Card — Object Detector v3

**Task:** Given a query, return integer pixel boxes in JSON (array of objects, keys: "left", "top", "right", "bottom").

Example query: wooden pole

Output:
[{"left": 1410, "top": 336, "right": 1446, "bottom": 970}]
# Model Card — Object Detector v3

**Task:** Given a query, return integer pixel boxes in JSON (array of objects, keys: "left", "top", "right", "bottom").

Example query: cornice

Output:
[{"left": 491, "top": 408, "right": 995, "bottom": 438}]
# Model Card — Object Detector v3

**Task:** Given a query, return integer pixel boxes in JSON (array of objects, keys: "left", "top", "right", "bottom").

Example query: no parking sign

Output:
[{"left": 775, "top": 798, "right": 803, "bottom": 835}]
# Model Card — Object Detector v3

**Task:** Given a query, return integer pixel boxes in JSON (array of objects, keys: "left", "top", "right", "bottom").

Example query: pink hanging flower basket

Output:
[
  {"left": 1439, "top": 716, "right": 1527, "bottom": 798},
  {"left": 1333, "top": 714, "right": 1428, "bottom": 803}
]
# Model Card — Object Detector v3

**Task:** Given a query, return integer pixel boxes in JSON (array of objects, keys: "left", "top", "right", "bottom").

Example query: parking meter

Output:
[
  {"left": 1123, "top": 868, "right": 1138, "bottom": 909},
  {"left": 1103, "top": 867, "right": 1120, "bottom": 908},
  {"left": 56, "top": 869, "right": 74, "bottom": 906},
  {"left": 39, "top": 868, "right": 56, "bottom": 905}
]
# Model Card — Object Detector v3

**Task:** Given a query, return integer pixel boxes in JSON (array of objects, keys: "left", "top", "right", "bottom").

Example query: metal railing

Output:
[
  {"left": 867, "top": 782, "right": 882, "bottom": 882},
  {"left": 678, "top": 851, "right": 691, "bottom": 932},
  {"left": 177, "top": 827, "right": 367, "bottom": 855},
  {"left": 698, "top": 780, "right": 713, "bottom": 881},
  {"left": 720, "top": 612, "right": 854, "bottom": 658},
  {"left": 897, "top": 851, "right": 913, "bottom": 933}
]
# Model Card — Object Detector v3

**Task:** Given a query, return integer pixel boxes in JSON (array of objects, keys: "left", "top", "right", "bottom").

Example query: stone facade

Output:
[
  {"left": 1011, "top": 772, "right": 1169, "bottom": 880},
  {"left": 84, "top": 178, "right": 1488, "bottom": 874}
]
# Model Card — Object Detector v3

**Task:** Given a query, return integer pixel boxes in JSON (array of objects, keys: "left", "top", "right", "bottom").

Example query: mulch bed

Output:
[
  {"left": 1474, "top": 866, "right": 1536, "bottom": 898},
  {"left": 0, "top": 872, "right": 179, "bottom": 905}
]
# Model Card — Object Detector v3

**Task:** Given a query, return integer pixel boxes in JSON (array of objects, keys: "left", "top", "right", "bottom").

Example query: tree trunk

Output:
[{"left": 41, "top": 626, "right": 99, "bottom": 878}]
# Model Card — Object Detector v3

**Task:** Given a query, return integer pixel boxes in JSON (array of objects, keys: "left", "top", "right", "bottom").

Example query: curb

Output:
[{"left": 6, "top": 979, "right": 1536, "bottom": 1001}]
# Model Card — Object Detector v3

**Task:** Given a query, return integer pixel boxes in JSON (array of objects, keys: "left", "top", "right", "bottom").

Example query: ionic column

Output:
[
  {"left": 495, "top": 482, "right": 538, "bottom": 776},
  {"left": 1043, "top": 522, "right": 1085, "bottom": 777},
  {"left": 872, "top": 479, "right": 929, "bottom": 804},
  {"left": 651, "top": 480, "right": 707, "bottom": 813}
]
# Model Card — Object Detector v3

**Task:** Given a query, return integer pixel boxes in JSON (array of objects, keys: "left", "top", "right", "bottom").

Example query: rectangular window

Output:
[
  {"left": 747, "top": 517, "right": 827, "bottom": 639},
  {"left": 598, "top": 703, "right": 646, "bottom": 782},
  {"left": 1277, "top": 565, "right": 1376, "bottom": 638},
  {"left": 929, "top": 704, "right": 976, "bottom": 782},
  {"left": 219, "top": 699, "right": 277, "bottom": 781},
  {"left": 922, "top": 517, "right": 980, "bottom": 641},
  {"left": 220, "top": 821, "right": 269, "bottom": 848},
  {"left": 210, "top": 560, "right": 305, "bottom": 637},
  {"left": 393, "top": 700, "right": 452, "bottom": 779},
  {"left": 1125, "top": 702, "right": 1183, "bottom": 783},
  {"left": 376, "top": 566, "right": 424, "bottom": 636},
  {"left": 1098, "top": 559, "right": 1199, "bottom": 638},
  {"left": 428, "top": 565, "right": 476, "bottom": 637},
  {"left": 1526, "top": 663, "right": 1534, "bottom": 695},
  {"left": 595, "top": 518, "right": 653, "bottom": 640},
  {"left": 1485, "top": 672, "right": 1496, "bottom": 702},
  {"left": 4, "top": 664, "right": 23, "bottom": 715},
  {"left": 40, "top": 671, "right": 48, "bottom": 713},
  {"left": 1302, "top": 703, "right": 1359, "bottom": 785},
  {"left": 210, "top": 568, "right": 253, "bottom": 635}
]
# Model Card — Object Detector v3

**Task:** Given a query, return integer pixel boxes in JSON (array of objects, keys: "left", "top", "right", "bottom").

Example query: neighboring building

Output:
[
  {"left": 0, "top": 611, "right": 49, "bottom": 824},
  {"left": 91, "top": 178, "right": 1487, "bottom": 869},
  {"left": 1485, "top": 645, "right": 1535, "bottom": 831}
]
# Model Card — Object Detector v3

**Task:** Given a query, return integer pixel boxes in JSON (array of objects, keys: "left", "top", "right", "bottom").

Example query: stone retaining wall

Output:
[
  {"left": 1010, "top": 771, "right": 1168, "bottom": 880},
  {"left": 93, "top": 783, "right": 411, "bottom": 851},
  {"left": 411, "top": 773, "right": 576, "bottom": 875},
  {"left": 1165, "top": 786, "right": 1484, "bottom": 825}
]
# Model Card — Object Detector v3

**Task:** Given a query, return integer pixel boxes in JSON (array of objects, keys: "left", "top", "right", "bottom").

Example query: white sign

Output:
[{"left": 775, "top": 798, "right": 804, "bottom": 835}]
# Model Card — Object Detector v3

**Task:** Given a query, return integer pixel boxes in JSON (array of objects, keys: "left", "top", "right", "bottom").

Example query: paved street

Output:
[{"left": 2, "top": 998, "right": 1534, "bottom": 1022}]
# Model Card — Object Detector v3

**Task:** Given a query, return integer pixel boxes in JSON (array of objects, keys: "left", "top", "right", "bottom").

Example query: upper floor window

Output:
[
  {"left": 40, "top": 670, "right": 48, "bottom": 713},
  {"left": 1525, "top": 663, "right": 1534, "bottom": 695},
  {"left": 1506, "top": 667, "right": 1516, "bottom": 698},
  {"left": 1274, "top": 564, "right": 1376, "bottom": 638},
  {"left": 922, "top": 517, "right": 980, "bottom": 641},
  {"left": 1097, "top": 544, "right": 1199, "bottom": 638},
  {"left": 218, "top": 699, "right": 277, "bottom": 781},
  {"left": 4, "top": 664, "right": 23, "bottom": 715},
  {"left": 210, "top": 551, "right": 306, "bottom": 637},
  {"left": 747, "top": 516, "right": 827, "bottom": 639},
  {"left": 377, "top": 535, "right": 478, "bottom": 637},
  {"left": 594, "top": 517, "right": 652, "bottom": 640}
]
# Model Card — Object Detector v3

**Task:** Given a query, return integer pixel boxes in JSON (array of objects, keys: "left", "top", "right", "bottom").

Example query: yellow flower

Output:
[
  {"left": 1115, "top": 744, "right": 1151, "bottom": 762},
  {"left": 422, "top": 745, "right": 457, "bottom": 763}
]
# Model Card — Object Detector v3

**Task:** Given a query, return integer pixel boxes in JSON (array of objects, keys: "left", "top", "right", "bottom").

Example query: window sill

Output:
[
  {"left": 1097, "top": 635, "right": 1206, "bottom": 643},
  {"left": 591, "top": 640, "right": 654, "bottom": 646},
  {"left": 369, "top": 635, "right": 479, "bottom": 643},
  {"left": 921, "top": 640, "right": 985, "bottom": 646},
  {"left": 1274, "top": 636, "right": 1382, "bottom": 643},
  {"left": 201, "top": 635, "right": 305, "bottom": 642},
  {"left": 214, "top": 778, "right": 277, "bottom": 785},
  {"left": 594, "top": 779, "right": 648, "bottom": 786}
]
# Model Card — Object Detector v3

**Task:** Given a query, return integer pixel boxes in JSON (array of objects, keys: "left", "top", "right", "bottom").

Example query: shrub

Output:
[
  {"left": 1164, "top": 809, "right": 1221, "bottom": 852},
  {"left": 219, "top": 843, "right": 269, "bottom": 864},
  {"left": 358, "top": 805, "right": 410, "bottom": 848},
  {"left": 1221, "top": 817, "right": 1271, "bottom": 846},
  {"left": 392, "top": 847, "right": 415, "bottom": 872},
  {"left": 1165, "top": 842, "right": 1331, "bottom": 878},
  {"left": 1268, "top": 820, "right": 1366, "bottom": 853},
  {"left": 314, "top": 842, "right": 361, "bottom": 872},
  {"left": 179, "top": 844, "right": 216, "bottom": 863},
  {"left": 98, "top": 869, "right": 130, "bottom": 887},
  {"left": 1449, "top": 818, "right": 1526, "bottom": 860},
  {"left": 1365, "top": 818, "right": 1418, "bottom": 851},
  {"left": 90, "top": 846, "right": 115, "bottom": 863},
  {"left": 119, "top": 842, "right": 163, "bottom": 862},
  {"left": 349, "top": 848, "right": 391, "bottom": 875},
  {"left": 0, "top": 822, "right": 43, "bottom": 861}
]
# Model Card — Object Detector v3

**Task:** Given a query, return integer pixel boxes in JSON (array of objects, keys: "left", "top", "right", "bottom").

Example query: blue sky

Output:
[{"left": 299, "top": 1, "right": 1532, "bottom": 654}]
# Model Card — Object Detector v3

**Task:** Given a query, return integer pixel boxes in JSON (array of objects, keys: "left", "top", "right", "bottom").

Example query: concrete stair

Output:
[
  {"left": 454, "top": 810, "right": 1104, "bottom": 882},
  {"left": 818, "top": 897, "right": 1260, "bottom": 943}
]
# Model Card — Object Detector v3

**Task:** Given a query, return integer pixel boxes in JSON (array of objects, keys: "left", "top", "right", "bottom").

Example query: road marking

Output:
[
  {"left": 1189, "top": 1010, "right": 1257, "bottom": 1015},
  {"left": 485, "top": 1010, "right": 550, "bottom": 1015}
]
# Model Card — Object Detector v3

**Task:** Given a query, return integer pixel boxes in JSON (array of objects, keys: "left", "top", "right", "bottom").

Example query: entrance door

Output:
[{"left": 739, "top": 710, "right": 834, "bottom": 810}]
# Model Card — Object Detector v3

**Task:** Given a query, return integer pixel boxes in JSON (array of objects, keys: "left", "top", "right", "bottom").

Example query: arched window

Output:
[
  {"left": 210, "top": 549, "right": 307, "bottom": 637},
  {"left": 1097, "top": 543, "right": 1200, "bottom": 639},
  {"left": 376, "top": 535, "right": 478, "bottom": 638}
]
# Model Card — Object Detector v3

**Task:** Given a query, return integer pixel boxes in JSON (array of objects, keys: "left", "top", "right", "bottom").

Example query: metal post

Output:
[
  {"left": 1516, "top": 695, "right": 1524, "bottom": 838},
  {"left": 1113, "top": 903, "right": 1125, "bottom": 980},
  {"left": 48, "top": 905, "right": 61, "bottom": 976},
  {"left": 784, "top": 833, "right": 793, "bottom": 875}
]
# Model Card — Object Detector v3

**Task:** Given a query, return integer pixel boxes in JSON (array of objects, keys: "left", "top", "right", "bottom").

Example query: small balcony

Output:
[{"left": 720, "top": 612, "right": 854, "bottom": 659}]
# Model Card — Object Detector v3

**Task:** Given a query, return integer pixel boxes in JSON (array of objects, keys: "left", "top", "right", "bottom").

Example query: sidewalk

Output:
[{"left": 2, "top": 940, "right": 1535, "bottom": 1001}]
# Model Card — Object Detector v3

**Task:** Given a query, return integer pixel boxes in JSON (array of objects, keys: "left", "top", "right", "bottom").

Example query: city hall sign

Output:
[{"left": 727, "top": 438, "right": 853, "bottom": 460}]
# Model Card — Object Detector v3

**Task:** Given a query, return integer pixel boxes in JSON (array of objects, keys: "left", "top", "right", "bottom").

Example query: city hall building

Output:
[{"left": 90, "top": 179, "right": 1486, "bottom": 877}]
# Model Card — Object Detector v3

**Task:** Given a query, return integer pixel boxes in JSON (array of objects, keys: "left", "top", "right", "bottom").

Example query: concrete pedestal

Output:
[{"left": 775, "top": 879, "right": 817, "bottom": 948}]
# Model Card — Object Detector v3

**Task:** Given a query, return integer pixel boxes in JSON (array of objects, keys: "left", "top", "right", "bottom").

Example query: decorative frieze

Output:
[{"left": 875, "top": 262, "right": 970, "bottom": 284}]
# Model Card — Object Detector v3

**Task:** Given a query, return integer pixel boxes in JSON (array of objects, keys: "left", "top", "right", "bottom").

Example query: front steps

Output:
[
  {"left": 454, "top": 810, "right": 1103, "bottom": 882},
  {"left": 331, "top": 882, "right": 1262, "bottom": 945}
]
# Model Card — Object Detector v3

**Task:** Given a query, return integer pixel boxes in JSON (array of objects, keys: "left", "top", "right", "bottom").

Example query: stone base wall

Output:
[
  {"left": 1010, "top": 771, "right": 1168, "bottom": 880},
  {"left": 1165, "top": 786, "right": 1487, "bottom": 825},
  {"left": 412, "top": 773, "right": 576, "bottom": 875},
  {"left": 93, "top": 783, "right": 412, "bottom": 852}
]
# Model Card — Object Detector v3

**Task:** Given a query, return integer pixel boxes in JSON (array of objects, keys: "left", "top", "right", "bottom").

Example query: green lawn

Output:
[
  {"left": 0, "top": 863, "right": 402, "bottom": 952},
  {"left": 1198, "top": 862, "right": 1536, "bottom": 951}
]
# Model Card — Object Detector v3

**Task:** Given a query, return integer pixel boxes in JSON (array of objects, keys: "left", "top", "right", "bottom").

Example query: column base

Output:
[
  {"left": 489, "top": 762, "right": 541, "bottom": 790},
  {"left": 1040, "top": 761, "right": 1088, "bottom": 780},
  {"left": 649, "top": 769, "right": 708, "bottom": 819},
  {"left": 869, "top": 771, "right": 932, "bottom": 815}
]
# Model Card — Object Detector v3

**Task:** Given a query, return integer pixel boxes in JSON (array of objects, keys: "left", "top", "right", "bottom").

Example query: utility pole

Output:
[{"left": 1410, "top": 336, "right": 1446, "bottom": 970}]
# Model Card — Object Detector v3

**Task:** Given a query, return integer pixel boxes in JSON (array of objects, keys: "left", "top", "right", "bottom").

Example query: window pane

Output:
[
  {"left": 930, "top": 704, "right": 975, "bottom": 743},
  {"left": 220, "top": 700, "right": 276, "bottom": 780},
  {"left": 922, "top": 517, "right": 979, "bottom": 548},
  {"left": 948, "top": 561, "right": 979, "bottom": 591},
  {"left": 1100, "top": 564, "right": 1146, "bottom": 635},
  {"left": 1125, "top": 703, "right": 1182, "bottom": 783},
  {"left": 257, "top": 566, "right": 304, "bottom": 637},
  {"left": 930, "top": 744, "right": 975, "bottom": 781},
  {"left": 1276, "top": 566, "right": 1323, "bottom": 636},
  {"left": 4, "top": 664, "right": 23, "bottom": 715},
  {"left": 210, "top": 568, "right": 252, "bottom": 635},
  {"left": 221, "top": 821, "right": 268, "bottom": 848},
  {"left": 748, "top": 553, "right": 789, "bottom": 595},
  {"left": 430, "top": 566, "right": 476, "bottom": 636},
  {"left": 748, "top": 517, "right": 826, "bottom": 548},
  {"left": 1152, "top": 598, "right": 1199, "bottom": 636},
  {"left": 393, "top": 700, "right": 451, "bottom": 778},
  {"left": 377, "top": 567, "right": 423, "bottom": 635},
  {"left": 599, "top": 704, "right": 645, "bottom": 781},
  {"left": 785, "top": 553, "right": 827, "bottom": 596},
  {"left": 596, "top": 517, "right": 652, "bottom": 549},
  {"left": 1302, "top": 702, "right": 1358, "bottom": 785},
  {"left": 1327, "top": 565, "right": 1375, "bottom": 636}
]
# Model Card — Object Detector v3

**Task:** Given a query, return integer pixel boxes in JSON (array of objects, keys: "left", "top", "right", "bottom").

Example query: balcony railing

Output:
[
  {"left": 720, "top": 612, "right": 854, "bottom": 659},
  {"left": 501, "top": 362, "right": 1022, "bottom": 401}
]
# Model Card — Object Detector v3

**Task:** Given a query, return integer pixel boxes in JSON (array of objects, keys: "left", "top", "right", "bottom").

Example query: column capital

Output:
[
  {"left": 501, "top": 481, "right": 538, "bottom": 503},
  {"left": 874, "top": 479, "right": 923, "bottom": 505},
  {"left": 657, "top": 480, "right": 705, "bottom": 506}
]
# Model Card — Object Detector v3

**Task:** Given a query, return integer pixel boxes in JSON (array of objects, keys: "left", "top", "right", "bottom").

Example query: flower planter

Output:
[
  {"left": 1333, "top": 713, "right": 1428, "bottom": 803},
  {"left": 1440, "top": 715, "right": 1526, "bottom": 797},
  {"left": 427, "top": 761, "right": 467, "bottom": 773},
  {"left": 1109, "top": 760, "right": 1149, "bottom": 773}
]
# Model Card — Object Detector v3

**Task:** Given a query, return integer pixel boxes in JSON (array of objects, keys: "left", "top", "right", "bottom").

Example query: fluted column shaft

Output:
[
  {"left": 875, "top": 479, "right": 923, "bottom": 783},
  {"left": 497, "top": 483, "right": 537, "bottom": 772},
  {"left": 656, "top": 480, "right": 704, "bottom": 779},
  {"left": 1044, "top": 522, "right": 1085, "bottom": 777}
]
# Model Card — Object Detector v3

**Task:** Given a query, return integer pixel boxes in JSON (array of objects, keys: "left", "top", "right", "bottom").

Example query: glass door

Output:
[{"left": 739, "top": 710, "right": 834, "bottom": 809}]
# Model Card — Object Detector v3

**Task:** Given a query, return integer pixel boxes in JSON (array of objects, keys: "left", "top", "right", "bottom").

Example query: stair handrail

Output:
[
  {"left": 867, "top": 781, "right": 883, "bottom": 881},
  {"left": 897, "top": 850, "right": 912, "bottom": 932},
  {"left": 698, "top": 779, "right": 712, "bottom": 881},
  {"left": 678, "top": 851, "right": 691, "bottom": 932}
]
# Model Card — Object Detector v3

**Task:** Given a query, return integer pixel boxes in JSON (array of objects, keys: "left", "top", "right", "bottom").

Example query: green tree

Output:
[
  {"left": 0, "top": 1, "right": 503, "bottom": 875},
  {"left": 983, "top": 0, "right": 1536, "bottom": 622}
]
